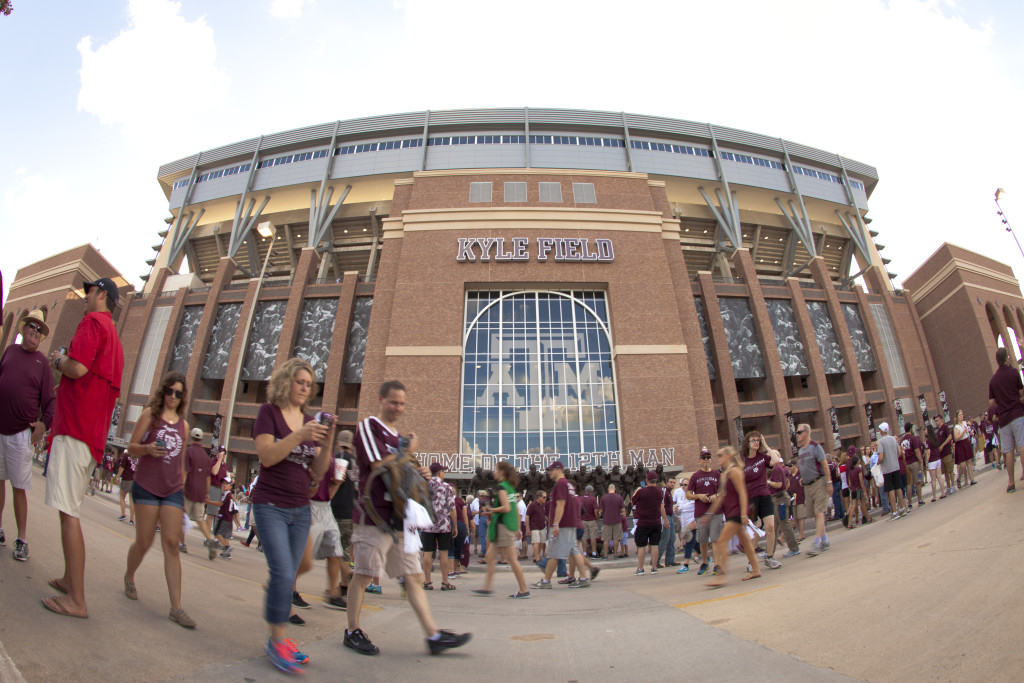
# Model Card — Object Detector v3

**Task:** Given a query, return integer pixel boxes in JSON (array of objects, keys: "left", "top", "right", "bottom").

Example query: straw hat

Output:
[{"left": 18, "top": 309, "right": 49, "bottom": 340}]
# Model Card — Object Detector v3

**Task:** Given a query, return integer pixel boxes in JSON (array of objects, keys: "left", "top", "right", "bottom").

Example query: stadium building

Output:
[{"left": 110, "top": 107, "right": 943, "bottom": 483}]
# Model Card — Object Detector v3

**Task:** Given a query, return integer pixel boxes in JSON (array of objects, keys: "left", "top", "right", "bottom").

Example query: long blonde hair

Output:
[
  {"left": 718, "top": 445, "right": 743, "bottom": 472},
  {"left": 267, "top": 357, "right": 317, "bottom": 411}
]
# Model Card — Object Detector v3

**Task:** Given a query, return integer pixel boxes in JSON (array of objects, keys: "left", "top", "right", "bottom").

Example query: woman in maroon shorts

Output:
[
  {"left": 123, "top": 371, "right": 196, "bottom": 629},
  {"left": 699, "top": 446, "right": 761, "bottom": 588},
  {"left": 952, "top": 410, "right": 977, "bottom": 488}
]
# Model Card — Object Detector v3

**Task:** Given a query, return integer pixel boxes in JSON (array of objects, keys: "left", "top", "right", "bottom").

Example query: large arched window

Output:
[{"left": 461, "top": 290, "right": 620, "bottom": 459}]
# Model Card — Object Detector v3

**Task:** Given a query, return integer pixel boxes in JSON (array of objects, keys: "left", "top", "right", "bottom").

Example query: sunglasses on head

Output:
[
  {"left": 25, "top": 323, "right": 43, "bottom": 333},
  {"left": 164, "top": 387, "right": 184, "bottom": 399}
]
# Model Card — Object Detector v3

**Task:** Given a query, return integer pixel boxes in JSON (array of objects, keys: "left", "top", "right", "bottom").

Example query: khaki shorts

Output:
[
  {"left": 530, "top": 529, "right": 546, "bottom": 544},
  {"left": 804, "top": 476, "right": 828, "bottom": 518},
  {"left": 582, "top": 519, "right": 600, "bottom": 540},
  {"left": 336, "top": 518, "right": 353, "bottom": 561},
  {"left": 0, "top": 428, "right": 33, "bottom": 490},
  {"left": 184, "top": 497, "right": 206, "bottom": 521},
  {"left": 941, "top": 455, "right": 954, "bottom": 480},
  {"left": 494, "top": 524, "right": 515, "bottom": 548},
  {"left": 44, "top": 435, "right": 95, "bottom": 518},
  {"left": 352, "top": 523, "right": 422, "bottom": 580},
  {"left": 794, "top": 503, "right": 806, "bottom": 520},
  {"left": 310, "top": 501, "right": 344, "bottom": 560},
  {"left": 601, "top": 521, "right": 622, "bottom": 542}
]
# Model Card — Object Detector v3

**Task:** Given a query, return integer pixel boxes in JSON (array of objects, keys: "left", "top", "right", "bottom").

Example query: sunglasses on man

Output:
[{"left": 25, "top": 323, "right": 43, "bottom": 333}]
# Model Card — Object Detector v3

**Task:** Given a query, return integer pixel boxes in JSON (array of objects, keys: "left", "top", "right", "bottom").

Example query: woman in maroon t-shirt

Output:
[
  {"left": 252, "top": 358, "right": 332, "bottom": 674},
  {"left": 124, "top": 371, "right": 195, "bottom": 629},
  {"left": 700, "top": 446, "right": 761, "bottom": 588},
  {"left": 742, "top": 431, "right": 780, "bottom": 568}
]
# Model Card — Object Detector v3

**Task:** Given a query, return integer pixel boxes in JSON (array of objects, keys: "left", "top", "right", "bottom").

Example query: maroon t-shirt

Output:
[
  {"left": 218, "top": 489, "right": 235, "bottom": 520},
  {"left": 210, "top": 454, "right": 228, "bottom": 487},
  {"left": 599, "top": 492, "right": 624, "bottom": 524},
  {"left": 926, "top": 437, "right": 942, "bottom": 463},
  {"left": 0, "top": 344, "right": 56, "bottom": 435},
  {"left": 989, "top": 365, "right": 1024, "bottom": 425},
  {"left": 743, "top": 451, "right": 772, "bottom": 497},
  {"left": 580, "top": 495, "right": 597, "bottom": 521},
  {"left": 135, "top": 416, "right": 186, "bottom": 498},
  {"left": 549, "top": 477, "right": 579, "bottom": 528},
  {"left": 722, "top": 471, "right": 742, "bottom": 519},
  {"left": 455, "top": 496, "right": 466, "bottom": 524},
  {"left": 526, "top": 500, "right": 546, "bottom": 531},
  {"left": 352, "top": 415, "right": 402, "bottom": 525},
  {"left": 632, "top": 485, "right": 663, "bottom": 526},
  {"left": 788, "top": 469, "right": 805, "bottom": 504},
  {"left": 252, "top": 403, "right": 319, "bottom": 509},
  {"left": 183, "top": 444, "right": 210, "bottom": 503},
  {"left": 901, "top": 434, "right": 924, "bottom": 467},
  {"left": 688, "top": 470, "right": 720, "bottom": 518},
  {"left": 848, "top": 465, "right": 863, "bottom": 491},
  {"left": 937, "top": 424, "right": 952, "bottom": 456},
  {"left": 311, "top": 468, "right": 333, "bottom": 502},
  {"left": 769, "top": 463, "right": 788, "bottom": 496},
  {"left": 118, "top": 453, "right": 137, "bottom": 482}
]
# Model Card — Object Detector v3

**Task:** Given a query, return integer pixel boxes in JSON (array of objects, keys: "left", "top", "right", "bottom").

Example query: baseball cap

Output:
[
  {"left": 190, "top": 427, "right": 203, "bottom": 440},
  {"left": 878, "top": 422, "right": 890, "bottom": 433},
  {"left": 83, "top": 278, "right": 120, "bottom": 306},
  {"left": 646, "top": 471, "right": 658, "bottom": 482},
  {"left": 429, "top": 462, "right": 448, "bottom": 474},
  {"left": 336, "top": 429, "right": 354, "bottom": 449},
  {"left": 546, "top": 460, "right": 564, "bottom": 471}
]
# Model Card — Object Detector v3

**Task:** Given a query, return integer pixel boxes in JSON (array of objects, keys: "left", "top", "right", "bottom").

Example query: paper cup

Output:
[{"left": 334, "top": 457, "right": 348, "bottom": 481}]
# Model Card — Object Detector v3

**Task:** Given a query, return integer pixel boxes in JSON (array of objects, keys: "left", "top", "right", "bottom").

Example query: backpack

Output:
[{"left": 361, "top": 438, "right": 437, "bottom": 538}]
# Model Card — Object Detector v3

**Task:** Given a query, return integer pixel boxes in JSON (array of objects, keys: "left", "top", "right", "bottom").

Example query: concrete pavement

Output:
[{"left": 0, "top": 463, "right": 1021, "bottom": 681}]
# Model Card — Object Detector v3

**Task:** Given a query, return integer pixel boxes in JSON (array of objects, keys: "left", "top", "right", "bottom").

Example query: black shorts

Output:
[
  {"left": 726, "top": 516, "right": 742, "bottom": 525},
  {"left": 634, "top": 524, "right": 662, "bottom": 548},
  {"left": 841, "top": 488, "right": 851, "bottom": 498},
  {"left": 420, "top": 531, "right": 451, "bottom": 552},
  {"left": 850, "top": 489, "right": 862, "bottom": 500},
  {"left": 883, "top": 471, "right": 905, "bottom": 493},
  {"left": 749, "top": 495, "right": 774, "bottom": 523}
]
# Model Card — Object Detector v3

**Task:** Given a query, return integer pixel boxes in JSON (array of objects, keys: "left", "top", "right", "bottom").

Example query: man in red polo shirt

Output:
[{"left": 43, "top": 278, "right": 124, "bottom": 619}]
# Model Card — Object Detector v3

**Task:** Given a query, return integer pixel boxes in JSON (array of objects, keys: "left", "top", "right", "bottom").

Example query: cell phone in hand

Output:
[{"left": 59, "top": 346, "right": 67, "bottom": 355}]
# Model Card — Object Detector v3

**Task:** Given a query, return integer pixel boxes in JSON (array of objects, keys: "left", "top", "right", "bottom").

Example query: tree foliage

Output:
[{"left": 1, "top": 1, "right": 12, "bottom": 17}]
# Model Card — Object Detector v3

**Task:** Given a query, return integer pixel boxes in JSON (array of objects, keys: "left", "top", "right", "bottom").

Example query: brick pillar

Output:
[
  {"left": 183, "top": 257, "right": 236, "bottom": 420},
  {"left": 696, "top": 272, "right": 741, "bottom": 448},
  {"left": 119, "top": 267, "right": 171, "bottom": 414},
  {"left": 786, "top": 279, "right": 831, "bottom": 443},
  {"left": 903, "top": 291, "right": 942, "bottom": 405},
  {"left": 357, "top": 222, "right": 402, "bottom": 420},
  {"left": 809, "top": 257, "right": 868, "bottom": 443},
  {"left": 321, "top": 271, "right": 360, "bottom": 416},
  {"left": 664, "top": 233, "right": 717, "bottom": 455},
  {"left": 732, "top": 249, "right": 792, "bottom": 447},
  {"left": 854, "top": 286, "right": 898, "bottom": 429},
  {"left": 216, "top": 278, "right": 262, "bottom": 439},
  {"left": 273, "top": 247, "right": 320, "bottom": 376}
]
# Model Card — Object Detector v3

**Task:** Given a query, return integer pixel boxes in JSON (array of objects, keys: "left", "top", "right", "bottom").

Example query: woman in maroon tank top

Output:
[{"left": 698, "top": 446, "right": 761, "bottom": 588}]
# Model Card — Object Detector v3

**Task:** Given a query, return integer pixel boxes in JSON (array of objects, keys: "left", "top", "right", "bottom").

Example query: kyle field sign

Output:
[{"left": 457, "top": 237, "right": 615, "bottom": 262}]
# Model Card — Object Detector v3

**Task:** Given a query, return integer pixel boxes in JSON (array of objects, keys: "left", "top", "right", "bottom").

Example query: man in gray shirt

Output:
[
  {"left": 876, "top": 422, "right": 908, "bottom": 519},
  {"left": 796, "top": 423, "right": 832, "bottom": 556}
]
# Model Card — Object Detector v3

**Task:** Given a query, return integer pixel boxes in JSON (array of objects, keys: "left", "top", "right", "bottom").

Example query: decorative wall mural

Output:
[
  {"left": 241, "top": 301, "right": 287, "bottom": 381},
  {"left": 805, "top": 301, "right": 846, "bottom": 374},
  {"left": 201, "top": 303, "right": 242, "bottom": 379},
  {"left": 343, "top": 297, "right": 373, "bottom": 383},
  {"left": 694, "top": 297, "right": 716, "bottom": 381},
  {"left": 294, "top": 298, "right": 338, "bottom": 382},
  {"left": 718, "top": 297, "right": 766, "bottom": 379},
  {"left": 841, "top": 303, "right": 877, "bottom": 371},
  {"left": 168, "top": 305, "right": 204, "bottom": 375},
  {"left": 765, "top": 299, "right": 809, "bottom": 376}
]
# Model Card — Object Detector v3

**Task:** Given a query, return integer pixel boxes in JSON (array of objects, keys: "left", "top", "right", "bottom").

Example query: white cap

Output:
[{"left": 878, "top": 422, "right": 890, "bottom": 433}]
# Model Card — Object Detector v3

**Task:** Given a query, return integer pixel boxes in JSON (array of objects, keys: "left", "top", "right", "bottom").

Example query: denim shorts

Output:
[{"left": 131, "top": 481, "right": 184, "bottom": 509}]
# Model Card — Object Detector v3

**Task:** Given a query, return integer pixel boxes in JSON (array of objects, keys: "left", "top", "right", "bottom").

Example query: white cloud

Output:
[
  {"left": 270, "top": 0, "right": 314, "bottom": 19},
  {"left": 77, "top": 0, "right": 229, "bottom": 154}
]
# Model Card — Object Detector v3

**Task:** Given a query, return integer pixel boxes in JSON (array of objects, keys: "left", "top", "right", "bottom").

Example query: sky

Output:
[{"left": 2, "top": 0, "right": 1023, "bottom": 307}]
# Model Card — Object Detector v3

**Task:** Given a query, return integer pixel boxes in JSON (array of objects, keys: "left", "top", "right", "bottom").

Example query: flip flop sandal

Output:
[
  {"left": 741, "top": 573, "right": 763, "bottom": 581},
  {"left": 440, "top": 583, "right": 456, "bottom": 591},
  {"left": 423, "top": 582, "right": 434, "bottom": 590},
  {"left": 705, "top": 581, "right": 726, "bottom": 589},
  {"left": 42, "top": 596, "right": 88, "bottom": 619}
]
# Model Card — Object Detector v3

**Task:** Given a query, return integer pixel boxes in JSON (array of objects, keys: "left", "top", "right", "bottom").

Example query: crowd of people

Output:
[{"left": 2, "top": 284, "right": 1024, "bottom": 675}]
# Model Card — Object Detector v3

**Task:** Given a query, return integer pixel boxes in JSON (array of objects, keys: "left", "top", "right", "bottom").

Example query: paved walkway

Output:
[{"left": 0, "top": 464, "right": 1021, "bottom": 681}]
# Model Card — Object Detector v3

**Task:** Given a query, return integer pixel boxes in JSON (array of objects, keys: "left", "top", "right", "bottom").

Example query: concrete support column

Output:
[
  {"left": 786, "top": 279, "right": 831, "bottom": 444},
  {"left": 732, "top": 249, "right": 792, "bottom": 447},
  {"left": 216, "top": 278, "right": 262, "bottom": 439},
  {"left": 118, "top": 267, "right": 171, "bottom": 412},
  {"left": 853, "top": 286, "right": 898, "bottom": 430}
]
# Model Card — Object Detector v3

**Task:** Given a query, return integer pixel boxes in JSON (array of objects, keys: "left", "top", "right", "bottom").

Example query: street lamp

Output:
[
  {"left": 222, "top": 221, "right": 276, "bottom": 452},
  {"left": 995, "top": 188, "right": 1024, "bottom": 262}
]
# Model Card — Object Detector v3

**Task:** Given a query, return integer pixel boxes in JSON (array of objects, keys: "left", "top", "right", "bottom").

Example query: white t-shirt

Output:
[
  {"left": 672, "top": 488, "right": 694, "bottom": 524},
  {"left": 517, "top": 499, "right": 527, "bottom": 523},
  {"left": 469, "top": 498, "right": 480, "bottom": 525}
]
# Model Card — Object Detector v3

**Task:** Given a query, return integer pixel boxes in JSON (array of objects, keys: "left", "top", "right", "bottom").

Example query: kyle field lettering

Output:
[
  {"left": 456, "top": 237, "right": 614, "bottom": 263},
  {"left": 415, "top": 447, "right": 673, "bottom": 474}
]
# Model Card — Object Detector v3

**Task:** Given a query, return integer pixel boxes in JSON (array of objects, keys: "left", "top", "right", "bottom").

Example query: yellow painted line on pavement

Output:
[{"left": 674, "top": 583, "right": 779, "bottom": 609}]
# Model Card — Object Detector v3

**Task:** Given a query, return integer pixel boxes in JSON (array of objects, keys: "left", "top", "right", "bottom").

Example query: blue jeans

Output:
[
  {"left": 658, "top": 521, "right": 676, "bottom": 564},
  {"left": 449, "top": 521, "right": 468, "bottom": 560},
  {"left": 831, "top": 486, "right": 845, "bottom": 520},
  {"left": 253, "top": 503, "right": 311, "bottom": 625},
  {"left": 476, "top": 518, "right": 488, "bottom": 557}
]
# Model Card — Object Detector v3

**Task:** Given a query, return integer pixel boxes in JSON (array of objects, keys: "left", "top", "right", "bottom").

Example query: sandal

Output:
[
  {"left": 440, "top": 583, "right": 456, "bottom": 591},
  {"left": 124, "top": 575, "right": 138, "bottom": 601},
  {"left": 423, "top": 582, "right": 434, "bottom": 590},
  {"left": 741, "top": 572, "right": 763, "bottom": 582},
  {"left": 1008, "top": 484, "right": 1016, "bottom": 493}
]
